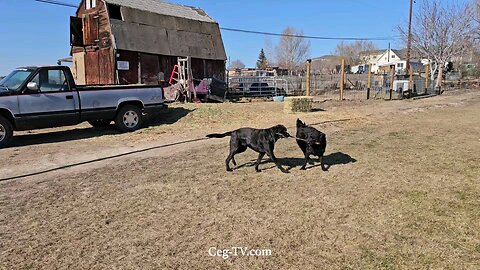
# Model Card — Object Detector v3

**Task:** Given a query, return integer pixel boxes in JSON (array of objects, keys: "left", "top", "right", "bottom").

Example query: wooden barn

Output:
[{"left": 70, "top": 0, "right": 227, "bottom": 85}]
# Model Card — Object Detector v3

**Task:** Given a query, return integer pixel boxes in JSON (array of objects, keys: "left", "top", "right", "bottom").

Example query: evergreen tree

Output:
[{"left": 256, "top": 49, "right": 268, "bottom": 70}]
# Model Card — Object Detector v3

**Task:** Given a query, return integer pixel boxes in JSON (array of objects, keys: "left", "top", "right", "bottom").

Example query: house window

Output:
[
  {"left": 397, "top": 63, "right": 404, "bottom": 68},
  {"left": 86, "top": 0, "right": 96, "bottom": 10},
  {"left": 392, "top": 55, "right": 395, "bottom": 58}
]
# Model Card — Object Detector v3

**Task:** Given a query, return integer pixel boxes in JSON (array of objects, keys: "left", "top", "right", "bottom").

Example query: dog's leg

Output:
[
  {"left": 225, "top": 156, "right": 233, "bottom": 172},
  {"left": 266, "top": 150, "right": 288, "bottom": 173},
  {"left": 300, "top": 153, "right": 310, "bottom": 170},
  {"left": 232, "top": 157, "right": 237, "bottom": 167},
  {"left": 225, "top": 151, "right": 236, "bottom": 172},
  {"left": 319, "top": 156, "right": 329, "bottom": 171},
  {"left": 254, "top": 153, "right": 265, "bottom": 172}
]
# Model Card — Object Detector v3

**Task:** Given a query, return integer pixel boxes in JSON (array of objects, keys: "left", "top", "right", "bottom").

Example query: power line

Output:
[
  {"left": 220, "top": 27, "right": 399, "bottom": 41},
  {"left": 30, "top": 0, "right": 399, "bottom": 41},
  {"left": 33, "top": 0, "right": 77, "bottom": 8}
]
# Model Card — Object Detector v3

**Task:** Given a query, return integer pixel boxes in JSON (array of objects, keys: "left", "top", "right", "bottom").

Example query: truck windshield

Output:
[{"left": 0, "top": 69, "right": 33, "bottom": 91}]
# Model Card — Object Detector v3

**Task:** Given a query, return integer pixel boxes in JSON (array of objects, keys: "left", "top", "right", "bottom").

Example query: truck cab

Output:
[{"left": 0, "top": 66, "right": 165, "bottom": 148}]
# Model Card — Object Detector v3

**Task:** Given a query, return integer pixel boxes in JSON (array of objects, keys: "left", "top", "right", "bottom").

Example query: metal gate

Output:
[{"left": 227, "top": 76, "right": 289, "bottom": 98}]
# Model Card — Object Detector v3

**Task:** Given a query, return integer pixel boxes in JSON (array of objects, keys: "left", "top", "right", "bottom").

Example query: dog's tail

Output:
[{"left": 206, "top": 131, "right": 233, "bottom": 138}]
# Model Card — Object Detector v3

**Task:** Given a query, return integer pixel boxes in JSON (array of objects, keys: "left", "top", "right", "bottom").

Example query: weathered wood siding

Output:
[
  {"left": 72, "top": 0, "right": 115, "bottom": 85},
  {"left": 71, "top": 0, "right": 226, "bottom": 85}
]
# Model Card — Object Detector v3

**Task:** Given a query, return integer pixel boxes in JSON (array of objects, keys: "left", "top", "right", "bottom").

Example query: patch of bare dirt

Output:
[{"left": 1, "top": 90, "right": 479, "bottom": 269}]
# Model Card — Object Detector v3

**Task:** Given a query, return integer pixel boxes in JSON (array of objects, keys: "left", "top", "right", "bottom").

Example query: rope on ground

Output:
[{"left": 0, "top": 118, "right": 353, "bottom": 182}]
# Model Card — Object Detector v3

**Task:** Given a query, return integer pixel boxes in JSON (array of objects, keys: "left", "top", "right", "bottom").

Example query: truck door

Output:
[{"left": 17, "top": 68, "right": 80, "bottom": 129}]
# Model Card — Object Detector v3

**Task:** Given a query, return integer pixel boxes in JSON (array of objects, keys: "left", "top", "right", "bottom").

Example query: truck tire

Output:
[
  {"left": 0, "top": 116, "right": 14, "bottom": 148},
  {"left": 88, "top": 120, "right": 112, "bottom": 128},
  {"left": 114, "top": 105, "right": 143, "bottom": 132}
]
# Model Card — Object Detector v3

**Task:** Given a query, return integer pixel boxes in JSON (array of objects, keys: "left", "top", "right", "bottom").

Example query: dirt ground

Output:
[{"left": 1, "top": 89, "right": 479, "bottom": 269}]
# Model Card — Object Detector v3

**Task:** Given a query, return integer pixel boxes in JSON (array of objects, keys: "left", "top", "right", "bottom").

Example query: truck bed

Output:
[{"left": 76, "top": 84, "right": 163, "bottom": 90}]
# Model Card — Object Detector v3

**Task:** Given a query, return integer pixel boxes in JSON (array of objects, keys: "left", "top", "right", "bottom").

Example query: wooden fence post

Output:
[
  {"left": 306, "top": 59, "right": 312, "bottom": 96},
  {"left": 437, "top": 64, "right": 443, "bottom": 95},
  {"left": 367, "top": 64, "right": 372, "bottom": 100},
  {"left": 425, "top": 64, "right": 429, "bottom": 94},
  {"left": 340, "top": 59, "right": 345, "bottom": 100},
  {"left": 390, "top": 64, "right": 395, "bottom": 100}
]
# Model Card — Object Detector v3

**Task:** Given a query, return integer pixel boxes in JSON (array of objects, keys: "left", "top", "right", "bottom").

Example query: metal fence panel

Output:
[{"left": 227, "top": 76, "right": 289, "bottom": 97}]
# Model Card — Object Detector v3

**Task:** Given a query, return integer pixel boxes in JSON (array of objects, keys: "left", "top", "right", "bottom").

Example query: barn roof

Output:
[
  {"left": 104, "top": 0, "right": 215, "bottom": 23},
  {"left": 103, "top": 0, "right": 226, "bottom": 60}
]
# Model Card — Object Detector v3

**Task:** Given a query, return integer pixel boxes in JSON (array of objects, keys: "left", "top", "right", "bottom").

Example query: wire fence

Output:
[
  {"left": 279, "top": 72, "right": 441, "bottom": 100},
  {"left": 226, "top": 70, "right": 477, "bottom": 100}
]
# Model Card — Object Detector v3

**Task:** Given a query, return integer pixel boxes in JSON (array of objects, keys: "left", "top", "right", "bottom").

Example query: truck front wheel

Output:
[
  {"left": 114, "top": 105, "right": 144, "bottom": 132},
  {"left": 0, "top": 116, "right": 14, "bottom": 148}
]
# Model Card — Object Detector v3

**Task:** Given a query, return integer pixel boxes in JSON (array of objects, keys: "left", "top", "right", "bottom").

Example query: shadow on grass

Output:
[
  {"left": 9, "top": 107, "right": 194, "bottom": 148},
  {"left": 235, "top": 152, "right": 357, "bottom": 172},
  {"left": 145, "top": 107, "right": 195, "bottom": 126}
]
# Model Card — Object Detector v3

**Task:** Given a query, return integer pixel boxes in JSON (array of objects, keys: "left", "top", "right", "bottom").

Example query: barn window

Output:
[
  {"left": 107, "top": 4, "right": 123, "bottom": 20},
  {"left": 70, "top": 16, "right": 84, "bottom": 46},
  {"left": 86, "top": 0, "right": 96, "bottom": 10}
]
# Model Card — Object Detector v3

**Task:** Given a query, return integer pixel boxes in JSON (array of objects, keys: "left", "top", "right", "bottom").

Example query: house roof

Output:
[
  {"left": 361, "top": 50, "right": 386, "bottom": 56},
  {"left": 392, "top": 49, "right": 407, "bottom": 60},
  {"left": 104, "top": 0, "right": 215, "bottom": 23}
]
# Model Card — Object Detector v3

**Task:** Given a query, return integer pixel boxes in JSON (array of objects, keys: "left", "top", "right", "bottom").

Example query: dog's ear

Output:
[{"left": 297, "top": 119, "right": 305, "bottom": 127}]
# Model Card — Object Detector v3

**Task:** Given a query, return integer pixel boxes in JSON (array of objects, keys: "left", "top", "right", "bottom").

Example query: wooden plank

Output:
[
  {"left": 99, "top": 48, "right": 114, "bottom": 85},
  {"left": 85, "top": 50, "right": 100, "bottom": 85}
]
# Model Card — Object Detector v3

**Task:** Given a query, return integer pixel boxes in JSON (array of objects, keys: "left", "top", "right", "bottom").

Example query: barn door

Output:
[
  {"left": 84, "top": 48, "right": 114, "bottom": 85},
  {"left": 139, "top": 53, "right": 160, "bottom": 85},
  {"left": 83, "top": 13, "right": 99, "bottom": 46}
]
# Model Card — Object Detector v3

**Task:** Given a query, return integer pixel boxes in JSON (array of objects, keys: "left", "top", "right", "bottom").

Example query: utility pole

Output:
[
  {"left": 388, "top": 43, "right": 391, "bottom": 62},
  {"left": 405, "top": 0, "right": 414, "bottom": 75}
]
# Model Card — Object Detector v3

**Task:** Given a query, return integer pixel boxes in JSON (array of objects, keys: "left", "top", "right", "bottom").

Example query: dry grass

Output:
[{"left": 1, "top": 90, "right": 480, "bottom": 269}]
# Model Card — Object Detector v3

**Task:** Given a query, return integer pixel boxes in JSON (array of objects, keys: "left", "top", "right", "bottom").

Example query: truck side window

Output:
[{"left": 30, "top": 70, "right": 70, "bottom": 92}]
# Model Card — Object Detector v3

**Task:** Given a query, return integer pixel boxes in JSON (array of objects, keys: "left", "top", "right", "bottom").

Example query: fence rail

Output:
[{"left": 226, "top": 71, "right": 472, "bottom": 100}]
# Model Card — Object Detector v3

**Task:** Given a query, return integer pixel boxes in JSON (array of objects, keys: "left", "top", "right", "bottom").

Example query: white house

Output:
[
  {"left": 361, "top": 49, "right": 404, "bottom": 73},
  {"left": 357, "top": 49, "right": 424, "bottom": 74}
]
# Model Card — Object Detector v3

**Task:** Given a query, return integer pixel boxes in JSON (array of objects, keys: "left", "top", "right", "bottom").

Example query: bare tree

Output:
[
  {"left": 275, "top": 27, "right": 310, "bottom": 74},
  {"left": 264, "top": 37, "right": 275, "bottom": 66},
  {"left": 476, "top": 0, "right": 480, "bottom": 38},
  {"left": 228, "top": 59, "right": 245, "bottom": 70},
  {"left": 398, "top": 0, "right": 475, "bottom": 87},
  {"left": 333, "top": 40, "right": 378, "bottom": 65}
]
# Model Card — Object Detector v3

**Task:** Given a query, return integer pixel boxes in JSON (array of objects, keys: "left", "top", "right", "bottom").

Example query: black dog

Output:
[
  {"left": 207, "top": 125, "right": 291, "bottom": 173},
  {"left": 296, "top": 119, "right": 327, "bottom": 171}
]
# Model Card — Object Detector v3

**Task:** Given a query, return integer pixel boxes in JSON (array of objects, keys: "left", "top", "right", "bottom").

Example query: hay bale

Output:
[{"left": 284, "top": 96, "right": 314, "bottom": 113}]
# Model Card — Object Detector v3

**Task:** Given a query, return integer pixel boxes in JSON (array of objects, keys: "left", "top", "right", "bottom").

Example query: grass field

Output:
[{"left": 1, "top": 90, "right": 479, "bottom": 269}]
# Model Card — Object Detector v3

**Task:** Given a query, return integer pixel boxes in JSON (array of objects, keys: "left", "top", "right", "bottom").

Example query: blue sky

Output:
[{"left": 0, "top": 0, "right": 468, "bottom": 75}]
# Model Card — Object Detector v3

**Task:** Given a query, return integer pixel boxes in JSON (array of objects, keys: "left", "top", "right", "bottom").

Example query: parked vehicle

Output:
[{"left": 0, "top": 66, "right": 166, "bottom": 147}]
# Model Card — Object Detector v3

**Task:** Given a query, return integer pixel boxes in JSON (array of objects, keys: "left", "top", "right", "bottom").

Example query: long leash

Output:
[{"left": 276, "top": 133, "right": 322, "bottom": 145}]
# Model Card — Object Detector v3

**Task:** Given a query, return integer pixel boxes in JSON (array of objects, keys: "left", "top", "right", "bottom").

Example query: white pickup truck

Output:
[{"left": 0, "top": 66, "right": 166, "bottom": 147}]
